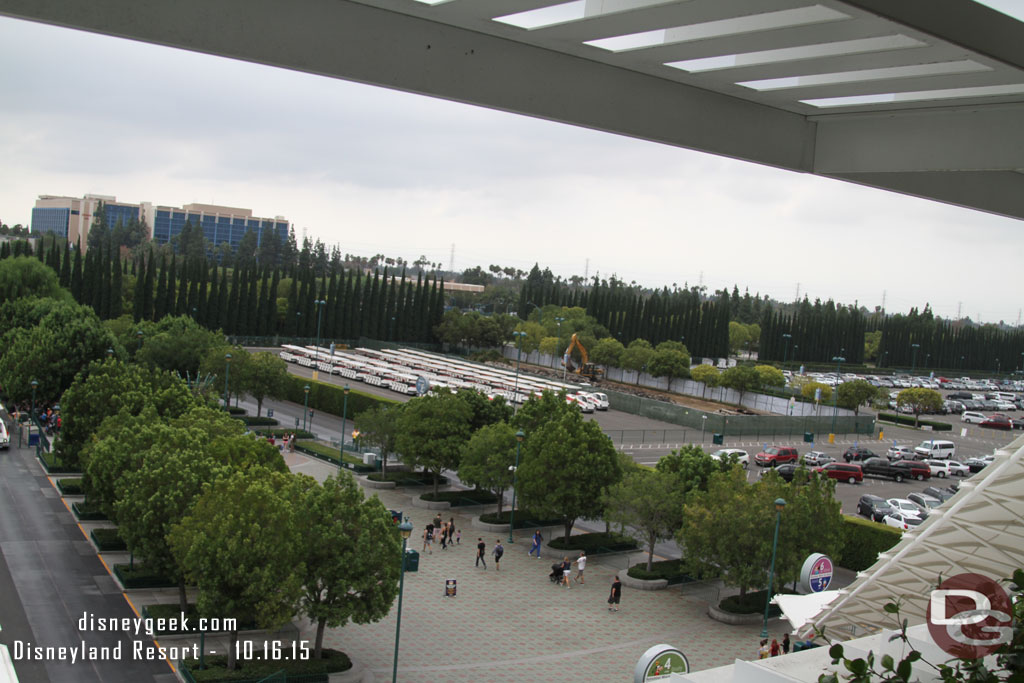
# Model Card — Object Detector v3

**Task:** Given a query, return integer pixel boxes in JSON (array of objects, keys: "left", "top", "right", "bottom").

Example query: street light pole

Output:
[
  {"left": 302, "top": 384, "right": 311, "bottom": 431},
  {"left": 392, "top": 519, "right": 414, "bottom": 683},
  {"left": 830, "top": 351, "right": 845, "bottom": 440},
  {"left": 555, "top": 317, "right": 565, "bottom": 377},
  {"left": 30, "top": 379, "right": 38, "bottom": 418},
  {"left": 782, "top": 333, "right": 791, "bottom": 365},
  {"left": 136, "top": 330, "right": 144, "bottom": 354},
  {"left": 511, "top": 331, "right": 526, "bottom": 410},
  {"left": 340, "top": 385, "right": 350, "bottom": 455},
  {"left": 223, "top": 354, "right": 232, "bottom": 410},
  {"left": 911, "top": 343, "right": 920, "bottom": 375},
  {"left": 760, "top": 498, "right": 786, "bottom": 639},
  {"left": 313, "top": 299, "right": 326, "bottom": 380},
  {"left": 508, "top": 430, "right": 525, "bottom": 543}
]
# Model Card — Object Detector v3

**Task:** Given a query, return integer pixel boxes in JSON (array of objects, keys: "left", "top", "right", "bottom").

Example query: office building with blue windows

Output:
[{"left": 30, "top": 195, "right": 290, "bottom": 252}]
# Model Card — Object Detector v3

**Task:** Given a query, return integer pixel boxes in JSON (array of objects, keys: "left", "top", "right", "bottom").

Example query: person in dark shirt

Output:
[
  {"left": 475, "top": 538, "right": 487, "bottom": 569},
  {"left": 607, "top": 575, "right": 622, "bottom": 611}
]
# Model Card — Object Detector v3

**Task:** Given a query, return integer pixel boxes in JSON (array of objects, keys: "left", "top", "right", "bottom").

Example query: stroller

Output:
[{"left": 549, "top": 563, "right": 565, "bottom": 583}]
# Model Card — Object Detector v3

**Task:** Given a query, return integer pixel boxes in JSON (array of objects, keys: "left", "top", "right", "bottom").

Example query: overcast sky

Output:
[{"left": 1, "top": 14, "right": 1022, "bottom": 326}]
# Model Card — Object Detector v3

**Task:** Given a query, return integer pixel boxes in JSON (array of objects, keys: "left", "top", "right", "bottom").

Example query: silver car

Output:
[{"left": 802, "top": 451, "right": 833, "bottom": 466}]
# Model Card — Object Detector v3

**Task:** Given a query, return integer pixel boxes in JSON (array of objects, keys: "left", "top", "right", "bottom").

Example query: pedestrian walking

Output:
[
  {"left": 422, "top": 526, "right": 433, "bottom": 554},
  {"left": 528, "top": 530, "right": 543, "bottom": 558},
  {"left": 758, "top": 639, "right": 770, "bottom": 659},
  {"left": 607, "top": 575, "right": 622, "bottom": 611},
  {"left": 560, "top": 557, "right": 572, "bottom": 589},
  {"left": 475, "top": 538, "right": 487, "bottom": 569},
  {"left": 782, "top": 634, "right": 790, "bottom": 654},
  {"left": 433, "top": 513, "right": 443, "bottom": 530},
  {"left": 573, "top": 551, "right": 587, "bottom": 584},
  {"left": 493, "top": 540, "right": 504, "bottom": 571},
  {"left": 456, "top": 529, "right": 461, "bottom": 545},
  {"left": 770, "top": 639, "right": 780, "bottom": 657}
]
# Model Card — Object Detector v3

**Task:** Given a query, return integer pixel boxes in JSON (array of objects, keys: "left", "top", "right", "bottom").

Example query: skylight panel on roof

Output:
[
  {"left": 586, "top": 5, "right": 849, "bottom": 52},
  {"left": 801, "top": 83, "right": 1024, "bottom": 107},
  {"left": 738, "top": 60, "right": 990, "bottom": 91},
  {"left": 494, "top": 0, "right": 673, "bottom": 30},
  {"left": 666, "top": 35, "right": 925, "bottom": 73}
]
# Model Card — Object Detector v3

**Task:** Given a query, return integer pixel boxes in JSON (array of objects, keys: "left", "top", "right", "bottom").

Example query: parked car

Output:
[
  {"left": 930, "top": 459, "right": 970, "bottom": 477},
  {"left": 922, "top": 459, "right": 953, "bottom": 478},
  {"left": 761, "top": 462, "right": 800, "bottom": 482},
  {"left": 860, "top": 457, "right": 912, "bottom": 483},
  {"left": 802, "top": 451, "right": 834, "bottom": 466},
  {"left": 922, "top": 486, "right": 956, "bottom": 502},
  {"left": 891, "top": 460, "right": 931, "bottom": 481},
  {"left": 843, "top": 446, "right": 879, "bottom": 463},
  {"left": 961, "top": 411, "right": 987, "bottom": 424},
  {"left": 965, "top": 455, "right": 996, "bottom": 472},
  {"left": 980, "top": 414, "right": 1012, "bottom": 430},
  {"left": 754, "top": 446, "right": 800, "bottom": 467},
  {"left": 0, "top": 419, "right": 9, "bottom": 450},
  {"left": 814, "top": 462, "right": 863, "bottom": 484},
  {"left": 887, "top": 498, "right": 926, "bottom": 518},
  {"left": 709, "top": 448, "right": 749, "bottom": 469},
  {"left": 913, "top": 440, "right": 956, "bottom": 460},
  {"left": 886, "top": 445, "right": 915, "bottom": 461},
  {"left": 857, "top": 494, "right": 893, "bottom": 522},
  {"left": 883, "top": 510, "right": 924, "bottom": 530},
  {"left": 993, "top": 400, "right": 1016, "bottom": 412},
  {"left": 907, "top": 492, "right": 944, "bottom": 512}
]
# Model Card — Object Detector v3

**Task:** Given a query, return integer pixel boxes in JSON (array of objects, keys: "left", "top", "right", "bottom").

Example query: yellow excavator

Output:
[{"left": 564, "top": 333, "right": 604, "bottom": 382}]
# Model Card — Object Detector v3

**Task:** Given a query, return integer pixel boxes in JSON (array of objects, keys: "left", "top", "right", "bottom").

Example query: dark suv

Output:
[
  {"left": 858, "top": 494, "right": 893, "bottom": 522},
  {"left": 844, "top": 446, "right": 879, "bottom": 462}
]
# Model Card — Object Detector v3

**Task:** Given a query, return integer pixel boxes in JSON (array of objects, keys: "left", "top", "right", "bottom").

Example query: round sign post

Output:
[
  {"left": 415, "top": 376, "right": 429, "bottom": 396},
  {"left": 634, "top": 644, "right": 689, "bottom": 682},
  {"left": 799, "top": 553, "right": 834, "bottom": 593}
]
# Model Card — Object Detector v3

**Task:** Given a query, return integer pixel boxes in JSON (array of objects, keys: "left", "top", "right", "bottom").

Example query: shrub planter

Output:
[
  {"left": 56, "top": 478, "right": 84, "bottom": 496},
  {"left": 548, "top": 532, "right": 638, "bottom": 555},
  {"left": 472, "top": 516, "right": 510, "bottom": 533},
  {"left": 90, "top": 527, "right": 127, "bottom": 552},
  {"left": 112, "top": 564, "right": 177, "bottom": 590},
  {"left": 72, "top": 501, "right": 108, "bottom": 521},
  {"left": 361, "top": 477, "right": 396, "bottom": 490},
  {"left": 620, "top": 574, "right": 668, "bottom": 591},
  {"left": 707, "top": 602, "right": 765, "bottom": 625},
  {"left": 413, "top": 496, "right": 451, "bottom": 510}
]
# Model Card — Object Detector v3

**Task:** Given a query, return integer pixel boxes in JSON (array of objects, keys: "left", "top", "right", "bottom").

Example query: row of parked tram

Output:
[{"left": 277, "top": 345, "right": 609, "bottom": 410}]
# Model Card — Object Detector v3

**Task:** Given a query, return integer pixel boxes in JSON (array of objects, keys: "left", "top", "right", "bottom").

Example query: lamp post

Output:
[
  {"left": 555, "top": 317, "right": 566, "bottom": 377},
  {"left": 760, "top": 498, "right": 787, "bottom": 639},
  {"left": 511, "top": 331, "right": 526, "bottom": 410},
  {"left": 136, "top": 330, "right": 144, "bottom": 354},
  {"left": 302, "top": 384, "right": 311, "bottom": 431},
  {"left": 782, "top": 333, "right": 791, "bottom": 365},
  {"left": 392, "top": 519, "right": 414, "bottom": 683},
  {"left": 313, "top": 299, "right": 326, "bottom": 380},
  {"left": 223, "top": 354, "right": 232, "bottom": 410},
  {"left": 30, "top": 379, "right": 38, "bottom": 418},
  {"left": 701, "top": 414, "right": 707, "bottom": 442},
  {"left": 106, "top": 347, "right": 114, "bottom": 359},
  {"left": 830, "top": 350, "right": 845, "bottom": 439},
  {"left": 507, "top": 430, "right": 525, "bottom": 543},
  {"left": 340, "top": 385, "right": 350, "bottom": 455},
  {"left": 910, "top": 343, "right": 920, "bottom": 375}
]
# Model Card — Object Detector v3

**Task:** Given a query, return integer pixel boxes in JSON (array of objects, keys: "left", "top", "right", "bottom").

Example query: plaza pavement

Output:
[{"left": 282, "top": 451, "right": 782, "bottom": 682}]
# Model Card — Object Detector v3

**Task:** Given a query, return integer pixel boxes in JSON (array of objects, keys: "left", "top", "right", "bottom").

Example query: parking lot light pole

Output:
[
  {"left": 340, "top": 385, "right": 350, "bottom": 454},
  {"left": 313, "top": 299, "right": 326, "bottom": 379},
  {"left": 830, "top": 351, "right": 845, "bottom": 439},
  {"left": 303, "top": 384, "right": 311, "bottom": 431},
  {"left": 910, "top": 343, "right": 920, "bottom": 375},
  {"left": 392, "top": 519, "right": 414, "bottom": 683},
  {"left": 760, "top": 498, "right": 786, "bottom": 639},
  {"left": 30, "top": 379, "right": 38, "bottom": 418},
  {"left": 223, "top": 354, "right": 231, "bottom": 410},
  {"left": 511, "top": 331, "right": 526, "bottom": 410},
  {"left": 508, "top": 430, "right": 525, "bottom": 543},
  {"left": 701, "top": 414, "right": 707, "bottom": 442},
  {"left": 555, "top": 317, "right": 565, "bottom": 375},
  {"left": 136, "top": 330, "right": 144, "bottom": 354},
  {"left": 782, "top": 333, "right": 791, "bottom": 365}
]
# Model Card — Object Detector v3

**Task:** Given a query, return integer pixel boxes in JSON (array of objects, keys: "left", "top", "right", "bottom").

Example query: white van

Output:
[
  {"left": 914, "top": 440, "right": 956, "bottom": 460},
  {"left": 0, "top": 419, "right": 9, "bottom": 449}
]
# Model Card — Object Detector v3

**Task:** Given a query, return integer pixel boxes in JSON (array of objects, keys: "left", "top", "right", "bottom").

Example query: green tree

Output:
[
  {"left": 896, "top": 388, "right": 943, "bottom": 427},
  {"left": 395, "top": 392, "right": 472, "bottom": 495},
  {"left": 0, "top": 255, "right": 71, "bottom": 303},
  {"left": 170, "top": 469, "right": 305, "bottom": 671},
  {"left": 648, "top": 341, "right": 691, "bottom": 381},
  {"left": 241, "top": 351, "right": 288, "bottom": 416},
  {"left": 516, "top": 404, "right": 622, "bottom": 542},
  {"left": 620, "top": 338, "right": 654, "bottom": 375},
  {"left": 138, "top": 315, "right": 225, "bottom": 377},
  {"left": 753, "top": 364, "right": 785, "bottom": 388},
  {"left": 457, "top": 422, "right": 518, "bottom": 515},
  {"left": 294, "top": 473, "right": 401, "bottom": 659},
  {"left": 728, "top": 321, "right": 750, "bottom": 355},
  {"left": 603, "top": 469, "right": 685, "bottom": 571},
  {"left": 690, "top": 364, "right": 721, "bottom": 399},
  {"left": 719, "top": 365, "right": 762, "bottom": 404},
  {"left": 354, "top": 404, "right": 403, "bottom": 475},
  {"left": 798, "top": 380, "right": 833, "bottom": 403},
  {"left": 655, "top": 443, "right": 736, "bottom": 491},
  {"left": 589, "top": 338, "right": 625, "bottom": 367},
  {"left": 863, "top": 330, "right": 882, "bottom": 362},
  {"left": 837, "top": 380, "right": 883, "bottom": 415}
]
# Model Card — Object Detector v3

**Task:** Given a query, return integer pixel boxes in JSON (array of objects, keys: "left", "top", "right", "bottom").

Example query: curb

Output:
[
  {"left": 707, "top": 602, "right": 765, "bottom": 625},
  {"left": 411, "top": 497, "right": 451, "bottom": 510},
  {"left": 360, "top": 478, "right": 396, "bottom": 490},
  {"left": 619, "top": 574, "right": 668, "bottom": 591},
  {"left": 472, "top": 516, "right": 510, "bottom": 533}
]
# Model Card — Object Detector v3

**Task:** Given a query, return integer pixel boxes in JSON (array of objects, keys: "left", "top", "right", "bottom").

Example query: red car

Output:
[
  {"left": 814, "top": 462, "right": 864, "bottom": 484},
  {"left": 754, "top": 447, "right": 799, "bottom": 467},
  {"left": 980, "top": 414, "right": 1013, "bottom": 430}
]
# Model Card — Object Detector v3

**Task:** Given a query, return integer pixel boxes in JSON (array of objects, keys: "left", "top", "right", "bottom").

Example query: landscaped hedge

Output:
[
  {"left": 252, "top": 428, "right": 314, "bottom": 440},
  {"left": 294, "top": 441, "right": 375, "bottom": 473},
  {"left": 839, "top": 515, "right": 902, "bottom": 571},
  {"left": 720, "top": 588, "right": 786, "bottom": 616},
  {"left": 57, "top": 478, "right": 84, "bottom": 495},
  {"left": 233, "top": 415, "right": 279, "bottom": 427},
  {"left": 182, "top": 649, "right": 350, "bottom": 681},
  {"left": 626, "top": 559, "right": 714, "bottom": 584},
  {"left": 72, "top": 501, "right": 108, "bottom": 521},
  {"left": 281, "top": 376, "right": 397, "bottom": 421},
  {"left": 90, "top": 527, "right": 127, "bottom": 552},
  {"left": 367, "top": 471, "right": 445, "bottom": 486},
  {"left": 478, "top": 509, "right": 562, "bottom": 528},
  {"left": 113, "top": 564, "right": 177, "bottom": 589},
  {"left": 877, "top": 413, "right": 952, "bottom": 431},
  {"left": 548, "top": 532, "right": 639, "bottom": 554},
  {"left": 227, "top": 406, "right": 247, "bottom": 416},
  {"left": 421, "top": 490, "right": 498, "bottom": 506}
]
